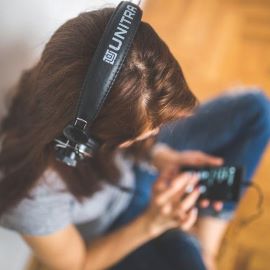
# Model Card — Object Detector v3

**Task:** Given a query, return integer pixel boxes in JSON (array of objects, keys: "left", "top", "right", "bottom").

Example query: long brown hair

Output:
[{"left": 0, "top": 7, "right": 197, "bottom": 215}]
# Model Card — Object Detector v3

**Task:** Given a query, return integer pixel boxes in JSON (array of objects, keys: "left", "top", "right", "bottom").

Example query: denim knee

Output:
[
  {"left": 230, "top": 89, "right": 270, "bottom": 138},
  {"left": 199, "top": 89, "right": 270, "bottom": 220}
]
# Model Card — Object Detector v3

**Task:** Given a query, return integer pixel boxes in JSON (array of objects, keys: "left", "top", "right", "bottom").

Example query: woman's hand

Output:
[
  {"left": 151, "top": 144, "right": 224, "bottom": 211},
  {"left": 151, "top": 144, "right": 223, "bottom": 172},
  {"left": 142, "top": 170, "right": 201, "bottom": 238}
]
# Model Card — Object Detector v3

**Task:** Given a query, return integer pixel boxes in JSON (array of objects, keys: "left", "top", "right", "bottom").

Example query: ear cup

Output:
[
  {"left": 78, "top": 137, "right": 99, "bottom": 157},
  {"left": 55, "top": 146, "right": 80, "bottom": 167},
  {"left": 54, "top": 135, "right": 99, "bottom": 167}
]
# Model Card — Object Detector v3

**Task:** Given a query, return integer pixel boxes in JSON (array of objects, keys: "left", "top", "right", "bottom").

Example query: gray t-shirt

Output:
[{"left": 0, "top": 151, "right": 135, "bottom": 242}]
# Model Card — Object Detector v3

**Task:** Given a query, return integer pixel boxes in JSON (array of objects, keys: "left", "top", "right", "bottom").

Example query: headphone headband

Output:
[
  {"left": 54, "top": 1, "right": 142, "bottom": 166},
  {"left": 64, "top": 1, "right": 142, "bottom": 144}
]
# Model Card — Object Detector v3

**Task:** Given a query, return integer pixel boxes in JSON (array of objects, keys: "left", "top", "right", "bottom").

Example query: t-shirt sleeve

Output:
[
  {"left": 0, "top": 192, "right": 72, "bottom": 236},
  {"left": 0, "top": 173, "right": 72, "bottom": 236}
]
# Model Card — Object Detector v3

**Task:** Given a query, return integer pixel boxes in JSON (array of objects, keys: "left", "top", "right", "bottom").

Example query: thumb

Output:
[{"left": 180, "top": 151, "right": 224, "bottom": 167}]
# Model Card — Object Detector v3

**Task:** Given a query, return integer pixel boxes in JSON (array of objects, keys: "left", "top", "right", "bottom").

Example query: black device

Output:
[
  {"left": 181, "top": 166, "right": 243, "bottom": 202},
  {"left": 53, "top": 1, "right": 142, "bottom": 167}
]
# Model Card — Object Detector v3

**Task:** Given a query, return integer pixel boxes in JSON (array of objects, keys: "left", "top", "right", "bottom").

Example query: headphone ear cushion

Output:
[
  {"left": 83, "top": 137, "right": 100, "bottom": 155},
  {"left": 54, "top": 135, "right": 99, "bottom": 167},
  {"left": 55, "top": 146, "right": 81, "bottom": 167}
]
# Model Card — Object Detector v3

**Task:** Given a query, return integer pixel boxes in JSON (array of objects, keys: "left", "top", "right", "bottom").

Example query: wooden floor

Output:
[{"left": 143, "top": 0, "right": 270, "bottom": 269}]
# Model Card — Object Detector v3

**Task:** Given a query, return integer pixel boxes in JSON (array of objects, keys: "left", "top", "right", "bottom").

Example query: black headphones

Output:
[{"left": 54, "top": 1, "right": 142, "bottom": 167}]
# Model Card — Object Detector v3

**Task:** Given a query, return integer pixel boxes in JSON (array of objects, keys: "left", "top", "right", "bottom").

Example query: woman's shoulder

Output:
[
  {"left": 0, "top": 154, "right": 135, "bottom": 236},
  {"left": 0, "top": 168, "right": 73, "bottom": 235},
  {"left": 29, "top": 167, "right": 69, "bottom": 197},
  {"left": 0, "top": 165, "right": 88, "bottom": 235}
]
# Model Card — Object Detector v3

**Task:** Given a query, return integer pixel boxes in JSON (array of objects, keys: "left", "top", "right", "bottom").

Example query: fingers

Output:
[
  {"left": 172, "top": 173, "right": 199, "bottom": 205},
  {"left": 180, "top": 151, "right": 224, "bottom": 167},
  {"left": 199, "top": 152, "right": 223, "bottom": 166},
  {"left": 154, "top": 173, "right": 199, "bottom": 206},
  {"left": 199, "top": 199, "right": 223, "bottom": 211},
  {"left": 153, "top": 167, "right": 177, "bottom": 194},
  {"left": 213, "top": 201, "right": 223, "bottom": 211},
  {"left": 172, "top": 187, "right": 200, "bottom": 221},
  {"left": 180, "top": 187, "right": 201, "bottom": 212},
  {"left": 199, "top": 199, "right": 210, "bottom": 208},
  {"left": 181, "top": 207, "right": 198, "bottom": 231},
  {"left": 191, "top": 153, "right": 223, "bottom": 166},
  {"left": 172, "top": 187, "right": 200, "bottom": 229}
]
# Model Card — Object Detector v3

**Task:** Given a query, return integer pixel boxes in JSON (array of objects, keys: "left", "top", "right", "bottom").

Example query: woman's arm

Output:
[
  {"left": 23, "top": 224, "right": 86, "bottom": 270},
  {"left": 23, "top": 171, "right": 200, "bottom": 270},
  {"left": 83, "top": 214, "right": 155, "bottom": 270},
  {"left": 23, "top": 214, "right": 153, "bottom": 270}
]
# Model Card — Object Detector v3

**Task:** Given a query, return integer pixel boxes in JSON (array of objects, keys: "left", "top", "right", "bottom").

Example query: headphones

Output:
[{"left": 54, "top": 1, "right": 142, "bottom": 167}]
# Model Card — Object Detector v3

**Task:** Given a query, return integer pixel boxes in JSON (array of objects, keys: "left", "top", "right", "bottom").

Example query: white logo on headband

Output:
[
  {"left": 103, "top": 4, "right": 138, "bottom": 65},
  {"left": 103, "top": 49, "right": 117, "bottom": 65}
]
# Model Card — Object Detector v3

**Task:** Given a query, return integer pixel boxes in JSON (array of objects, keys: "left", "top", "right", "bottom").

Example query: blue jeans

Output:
[{"left": 108, "top": 89, "right": 270, "bottom": 270}]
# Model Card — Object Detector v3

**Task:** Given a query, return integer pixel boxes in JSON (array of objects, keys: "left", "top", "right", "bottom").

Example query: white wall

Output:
[
  {"left": 0, "top": 0, "right": 142, "bottom": 93},
  {"left": 0, "top": 228, "right": 31, "bottom": 270},
  {"left": 0, "top": 1, "right": 144, "bottom": 270}
]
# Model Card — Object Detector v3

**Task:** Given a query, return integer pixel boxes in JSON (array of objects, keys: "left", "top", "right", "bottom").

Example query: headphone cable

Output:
[{"left": 238, "top": 181, "right": 264, "bottom": 227}]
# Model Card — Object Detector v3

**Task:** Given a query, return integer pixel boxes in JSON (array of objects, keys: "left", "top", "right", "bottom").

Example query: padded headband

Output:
[{"left": 64, "top": 1, "right": 142, "bottom": 144}]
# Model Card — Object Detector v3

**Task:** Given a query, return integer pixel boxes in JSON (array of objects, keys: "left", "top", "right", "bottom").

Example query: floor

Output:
[{"left": 143, "top": 0, "right": 270, "bottom": 269}]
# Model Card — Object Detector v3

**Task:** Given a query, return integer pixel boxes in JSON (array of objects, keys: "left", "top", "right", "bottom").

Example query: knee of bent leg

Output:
[{"left": 238, "top": 89, "right": 270, "bottom": 137}]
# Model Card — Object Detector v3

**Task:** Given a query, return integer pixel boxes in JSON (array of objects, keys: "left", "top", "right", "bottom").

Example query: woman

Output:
[{"left": 0, "top": 4, "right": 269, "bottom": 270}]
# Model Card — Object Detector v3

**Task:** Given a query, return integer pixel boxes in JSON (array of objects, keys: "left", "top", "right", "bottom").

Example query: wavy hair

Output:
[{"left": 0, "top": 7, "right": 197, "bottom": 215}]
